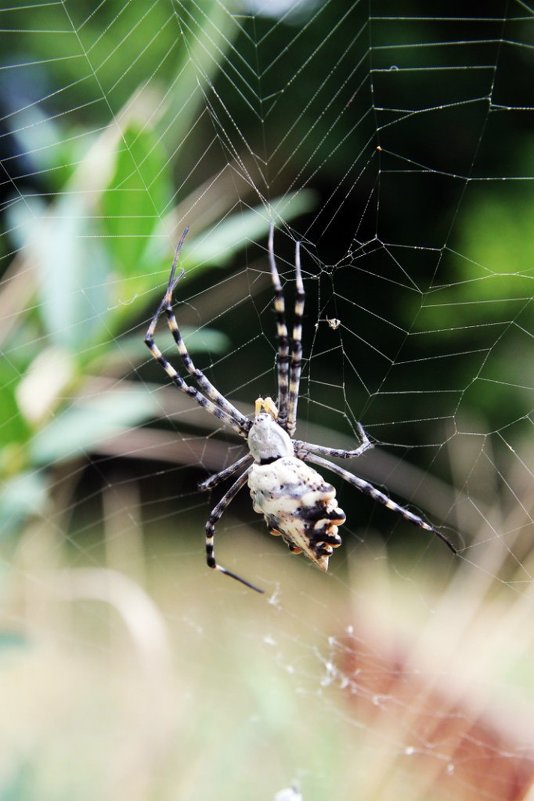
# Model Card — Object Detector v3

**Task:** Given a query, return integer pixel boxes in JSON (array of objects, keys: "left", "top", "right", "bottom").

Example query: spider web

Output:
[{"left": 1, "top": 2, "right": 534, "bottom": 800}]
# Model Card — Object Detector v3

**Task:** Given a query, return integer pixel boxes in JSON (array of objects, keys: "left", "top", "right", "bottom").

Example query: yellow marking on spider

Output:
[
  {"left": 164, "top": 363, "right": 178, "bottom": 378},
  {"left": 385, "top": 500, "right": 397, "bottom": 510},
  {"left": 164, "top": 286, "right": 174, "bottom": 304},
  {"left": 255, "top": 396, "right": 278, "bottom": 418},
  {"left": 288, "top": 379, "right": 299, "bottom": 395}
]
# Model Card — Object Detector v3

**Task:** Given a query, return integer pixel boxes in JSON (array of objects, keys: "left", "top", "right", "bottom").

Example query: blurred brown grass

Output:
[{"left": 2, "top": 473, "right": 534, "bottom": 801}]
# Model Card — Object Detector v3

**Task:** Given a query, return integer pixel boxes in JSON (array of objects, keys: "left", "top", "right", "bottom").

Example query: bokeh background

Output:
[{"left": 1, "top": 2, "right": 533, "bottom": 800}]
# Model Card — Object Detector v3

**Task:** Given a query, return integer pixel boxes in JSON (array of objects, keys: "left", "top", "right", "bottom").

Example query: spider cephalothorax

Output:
[{"left": 145, "top": 224, "right": 456, "bottom": 593}]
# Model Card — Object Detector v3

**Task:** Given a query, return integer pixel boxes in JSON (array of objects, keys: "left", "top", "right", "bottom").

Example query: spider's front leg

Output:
[{"left": 144, "top": 226, "right": 252, "bottom": 440}]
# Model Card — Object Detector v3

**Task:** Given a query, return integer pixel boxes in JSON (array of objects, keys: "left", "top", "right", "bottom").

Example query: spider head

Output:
[
  {"left": 248, "top": 397, "right": 294, "bottom": 463},
  {"left": 254, "top": 397, "right": 278, "bottom": 419}
]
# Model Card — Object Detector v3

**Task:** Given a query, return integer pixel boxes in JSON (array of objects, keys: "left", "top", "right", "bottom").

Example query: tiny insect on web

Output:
[{"left": 144, "top": 225, "right": 456, "bottom": 594}]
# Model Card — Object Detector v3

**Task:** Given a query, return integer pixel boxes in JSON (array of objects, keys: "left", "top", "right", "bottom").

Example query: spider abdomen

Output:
[{"left": 248, "top": 456, "right": 346, "bottom": 571}]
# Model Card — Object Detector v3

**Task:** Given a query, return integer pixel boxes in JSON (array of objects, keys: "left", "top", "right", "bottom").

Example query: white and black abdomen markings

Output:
[{"left": 248, "top": 456, "right": 346, "bottom": 571}]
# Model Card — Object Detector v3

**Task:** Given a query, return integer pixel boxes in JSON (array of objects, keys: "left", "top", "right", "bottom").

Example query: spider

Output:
[{"left": 145, "top": 225, "right": 456, "bottom": 594}]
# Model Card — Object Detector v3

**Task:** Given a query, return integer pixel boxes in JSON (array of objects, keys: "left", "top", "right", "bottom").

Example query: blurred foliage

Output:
[
  {"left": 0, "top": 1, "right": 316, "bottom": 536},
  {"left": 408, "top": 175, "right": 534, "bottom": 424},
  {"left": 0, "top": 0, "right": 532, "bottom": 540}
]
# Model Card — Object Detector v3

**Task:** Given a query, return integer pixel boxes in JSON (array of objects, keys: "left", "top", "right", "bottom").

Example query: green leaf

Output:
[
  {"left": 461, "top": 191, "right": 534, "bottom": 279},
  {"left": 181, "top": 190, "right": 319, "bottom": 267},
  {"left": 8, "top": 194, "right": 109, "bottom": 351},
  {"left": 22, "top": 195, "right": 111, "bottom": 352},
  {"left": 0, "top": 362, "right": 31, "bottom": 459},
  {"left": 29, "top": 387, "right": 159, "bottom": 466},
  {"left": 101, "top": 124, "right": 173, "bottom": 276}
]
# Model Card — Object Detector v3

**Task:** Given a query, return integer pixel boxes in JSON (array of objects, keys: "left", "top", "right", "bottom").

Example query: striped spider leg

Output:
[
  {"left": 144, "top": 227, "right": 252, "bottom": 439},
  {"left": 204, "top": 467, "right": 261, "bottom": 593},
  {"left": 144, "top": 229, "right": 262, "bottom": 592},
  {"left": 302, "top": 453, "right": 457, "bottom": 555},
  {"left": 293, "top": 420, "right": 373, "bottom": 462},
  {"left": 198, "top": 453, "right": 253, "bottom": 493},
  {"left": 268, "top": 223, "right": 304, "bottom": 435}
]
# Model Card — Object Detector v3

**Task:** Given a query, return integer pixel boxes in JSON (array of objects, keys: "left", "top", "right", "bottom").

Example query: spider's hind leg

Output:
[
  {"left": 198, "top": 454, "right": 253, "bottom": 493},
  {"left": 204, "top": 468, "right": 264, "bottom": 593},
  {"left": 305, "top": 453, "right": 457, "bottom": 555}
]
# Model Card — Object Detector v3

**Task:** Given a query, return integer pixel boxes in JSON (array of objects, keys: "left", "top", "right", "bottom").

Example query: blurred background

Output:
[{"left": 1, "top": 1, "right": 533, "bottom": 800}]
